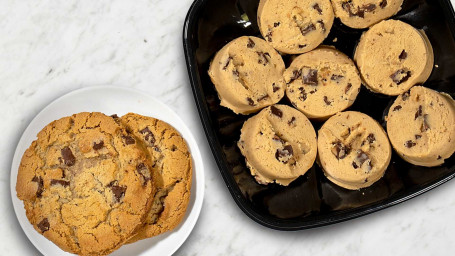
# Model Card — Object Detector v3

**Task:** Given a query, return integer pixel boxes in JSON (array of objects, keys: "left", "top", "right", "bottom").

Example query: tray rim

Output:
[{"left": 182, "top": 0, "right": 455, "bottom": 231}]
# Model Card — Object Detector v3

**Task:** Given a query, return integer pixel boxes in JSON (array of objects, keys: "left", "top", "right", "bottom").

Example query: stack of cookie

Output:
[
  {"left": 16, "top": 112, "right": 192, "bottom": 255},
  {"left": 208, "top": 0, "right": 455, "bottom": 190}
]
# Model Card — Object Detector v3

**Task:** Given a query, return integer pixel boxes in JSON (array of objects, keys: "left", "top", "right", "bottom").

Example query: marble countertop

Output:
[{"left": 1, "top": 0, "right": 455, "bottom": 255}]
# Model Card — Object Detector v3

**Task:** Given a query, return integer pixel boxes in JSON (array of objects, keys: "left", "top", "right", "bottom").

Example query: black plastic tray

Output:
[{"left": 183, "top": 0, "right": 455, "bottom": 230}]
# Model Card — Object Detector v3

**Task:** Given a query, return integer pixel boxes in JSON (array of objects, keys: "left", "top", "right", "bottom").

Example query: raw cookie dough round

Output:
[
  {"left": 386, "top": 86, "right": 455, "bottom": 167},
  {"left": 354, "top": 20, "right": 434, "bottom": 96},
  {"left": 208, "top": 36, "right": 285, "bottom": 115},
  {"left": 238, "top": 105, "right": 317, "bottom": 186},
  {"left": 257, "top": 0, "right": 334, "bottom": 54},
  {"left": 331, "top": 0, "right": 403, "bottom": 29},
  {"left": 119, "top": 113, "right": 192, "bottom": 242},
  {"left": 284, "top": 47, "right": 362, "bottom": 120},
  {"left": 318, "top": 111, "right": 392, "bottom": 190},
  {"left": 16, "top": 112, "right": 154, "bottom": 255}
]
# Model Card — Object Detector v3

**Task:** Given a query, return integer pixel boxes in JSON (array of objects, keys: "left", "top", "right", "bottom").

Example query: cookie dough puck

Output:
[
  {"left": 354, "top": 20, "right": 434, "bottom": 96},
  {"left": 208, "top": 36, "right": 285, "bottom": 115},
  {"left": 387, "top": 86, "right": 455, "bottom": 166},
  {"left": 318, "top": 111, "right": 392, "bottom": 190},
  {"left": 238, "top": 105, "right": 317, "bottom": 186},
  {"left": 257, "top": 0, "right": 334, "bottom": 54},
  {"left": 331, "top": 0, "right": 403, "bottom": 29},
  {"left": 284, "top": 47, "right": 362, "bottom": 120}
]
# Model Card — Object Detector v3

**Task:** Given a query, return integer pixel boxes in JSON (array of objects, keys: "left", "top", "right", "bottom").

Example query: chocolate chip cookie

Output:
[
  {"left": 284, "top": 46, "right": 362, "bottom": 120},
  {"left": 257, "top": 0, "right": 334, "bottom": 54},
  {"left": 119, "top": 113, "right": 192, "bottom": 241},
  {"left": 16, "top": 112, "right": 155, "bottom": 255},
  {"left": 354, "top": 20, "right": 434, "bottom": 96},
  {"left": 318, "top": 111, "right": 392, "bottom": 190},
  {"left": 331, "top": 0, "right": 403, "bottom": 29},
  {"left": 238, "top": 105, "right": 318, "bottom": 186},
  {"left": 386, "top": 86, "right": 455, "bottom": 166},
  {"left": 208, "top": 36, "right": 286, "bottom": 114}
]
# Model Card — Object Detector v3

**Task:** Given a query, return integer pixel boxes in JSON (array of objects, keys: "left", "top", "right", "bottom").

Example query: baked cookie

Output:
[
  {"left": 284, "top": 47, "right": 362, "bottom": 120},
  {"left": 331, "top": 0, "right": 403, "bottom": 29},
  {"left": 386, "top": 86, "right": 455, "bottom": 166},
  {"left": 119, "top": 113, "right": 192, "bottom": 241},
  {"left": 354, "top": 20, "right": 434, "bottom": 96},
  {"left": 318, "top": 111, "right": 392, "bottom": 190},
  {"left": 208, "top": 36, "right": 285, "bottom": 114},
  {"left": 16, "top": 112, "right": 154, "bottom": 255},
  {"left": 257, "top": 0, "right": 334, "bottom": 54},
  {"left": 238, "top": 105, "right": 317, "bottom": 186}
]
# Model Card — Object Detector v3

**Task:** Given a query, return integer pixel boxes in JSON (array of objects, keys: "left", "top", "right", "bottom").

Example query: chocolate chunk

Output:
[
  {"left": 232, "top": 69, "right": 239, "bottom": 77},
  {"left": 266, "top": 30, "right": 273, "bottom": 42},
  {"left": 275, "top": 145, "right": 294, "bottom": 163},
  {"left": 331, "top": 74, "right": 344, "bottom": 81},
  {"left": 342, "top": 2, "right": 354, "bottom": 16},
  {"left": 402, "top": 91, "right": 410, "bottom": 101},
  {"left": 363, "top": 3, "right": 376, "bottom": 11},
  {"left": 140, "top": 127, "right": 155, "bottom": 144},
  {"left": 274, "top": 22, "right": 280, "bottom": 27},
  {"left": 303, "top": 69, "right": 318, "bottom": 85},
  {"left": 390, "top": 69, "right": 411, "bottom": 85},
  {"left": 270, "top": 106, "right": 283, "bottom": 117},
  {"left": 345, "top": 83, "right": 352, "bottom": 94},
  {"left": 272, "top": 83, "right": 280, "bottom": 92},
  {"left": 61, "top": 146, "right": 75, "bottom": 166},
  {"left": 110, "top": 114, "right": 119, "bottom": 119},
  {"left": 367, "top": 133, "right": 376, "bottom": 143},
  {"left": 405, "top": 140, "right": 416, "bottom": 148},
  {"left": 313, "top": 3, "right": 323, "bottom": 14},
  {"left": 437, "top": 155, "right": 442, "bottom": 160},
  {"left": 399, "top": 50, "right": 407, "bottom": 60},
  {"left": 122, "top": 135, "right": 136, "bottom": 145},
  {"left": 323, "top": 96, "right": 331, "bottom": 105},
  {"left": 317, "top": 20, "right": 326, "bottom": 32},
  {"left": 136, "top": 163, "right": 151, "bottom": 185},
  {"left": 50, "top": 179, "right": 70, "bottom": 187},
  {"left": 421, "top": 114, "right": 430, "bottom": 132},
  {"left": 247, "top": 97, "right": 255, "bottom": 106},
  {"left": 300, "top": 23, "right": 316, "bottom": 36},
  {"left": 393, "top": 105, "right": 402, "bottom": 111},
  {"left": 247, "top": 38, "right": 255, "bottom": 48},
  {"left": 352, "top": 161, "right": 359, "bottom": 169},
  {"left": 288, "top": 69, "right": 302, "bottom": 84},
  {"left": 111, "top": 185, "right": 126, "bottom": 202},
  {"left": 415, "top": 105, "right": 423, "bottom": 120},
  {"left": 379, "top": 0, "right": 388, "bottom": 8},
  {"left": 288, "top": 117, "right": 296, "bottom": 126},
  {"left": 257, "top": 94, "right": 269, "bottom": 102},
  {"left": 257, "top": 51, "right": 270, "bottom": 65},
  {"left": 92, "top": 140, "right": 104, "bottom": 150},
  {"left": 356, "top": 150, "right": 370, "bottom": 166},
  {"left": 415, "top": 134, "right": 422, "bottom": 139},
  {"left": 331, "top": 141, "right": 350, "bottom": 160},
  {"left": 32, "top": 176, "right": 44, "bottom": 198},
  {"left": 299, "top": 89, "right": 307, "bottom": 102},
  {"left": 356, "top": 7, "right": 365, "bottom": 18},
  {"left": 272, "top": 135, "right": 285, "bottom": 144},
  {"left": 223, "top": 57, "right": 232, "bottom": 70},
  {"left": 342, "top": 1, "right": 375, "bottom": 18},
  {"left": 37, "top": 218, "right": 50, "bottom": 233},
  {"left": 298, "top": 44, "right": 307, "bottom": 49}
]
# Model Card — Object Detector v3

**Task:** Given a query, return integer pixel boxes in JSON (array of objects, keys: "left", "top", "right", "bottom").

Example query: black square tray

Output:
[{"left": 183, "top": 0, "right": 455, "bottom": 230}]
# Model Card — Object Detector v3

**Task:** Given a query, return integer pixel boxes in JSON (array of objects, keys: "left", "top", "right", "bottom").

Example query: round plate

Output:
[{"left": 10, "top": 86, "right": 205, "bottom": 256}]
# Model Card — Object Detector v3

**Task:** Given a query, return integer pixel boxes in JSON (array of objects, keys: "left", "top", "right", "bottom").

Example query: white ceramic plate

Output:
[{"left": 10, "top": 86, "right": 205, "bottom": 256}]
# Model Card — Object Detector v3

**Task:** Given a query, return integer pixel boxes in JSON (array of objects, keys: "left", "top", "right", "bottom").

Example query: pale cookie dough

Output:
[
  {"left": 331, "top": 0, "right": 403, "bottom": 29},
  {"left": 354, "top": 20, "right": 434, "bottom": 96},
  {"left": 284, "top": 47, "right": 362, "bottom": 120},
  {"left": 257, "top": 0, "right": 334, "bottom": 54},
  {"left": 318, "top": 111, "right": 392, "bottom": 190},
  {"left": 386, "top": 86, "right": 455, "bottom": 167},
  {"left": 208, "top": 36, "right": 285, "bottom": 114},
  {"left": 118, "top": 113, "right": 192, "bottom": 242},
  {"left": 238, "top": 105, "right": 317, "bottom": 186},
  {"left": 16, "top": 112, "right": 154, "bottom": 256}
]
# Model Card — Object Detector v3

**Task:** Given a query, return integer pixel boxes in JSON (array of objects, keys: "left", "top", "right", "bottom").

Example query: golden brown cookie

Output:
[
  {"left": 16, "top": 112, "right": 155, "bottom": 256},
  {"left": 119, "top": 113, "right": 192, "bottom": 241}
]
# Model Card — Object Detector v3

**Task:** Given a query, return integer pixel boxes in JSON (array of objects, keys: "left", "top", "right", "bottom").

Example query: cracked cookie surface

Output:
[
  {"left": 119, "top": 113, "right": 192, "bottom": 241},
  {"left": 257, "top": 0, "right": 334, "bottom": 54},
  {"left": 354, "top": 20, "right": 434, "bottom": 96},
  {"left": 386, "top": 86, "right": 455, "bottom": 166},
  {"left": 16, "top": 112, "right": 154, "bottom": 255},
  {"left": 238, "top": 105, "right": 317, "bottom": 186},
  {"left": 318, "top": 111, "right": 391, "bottom": 190},
  {"left": 208, "top": 36, "right": 285, "bottom": 115},
  {"left": 284, "top": 47, "right": 362, "bottom": 120}
]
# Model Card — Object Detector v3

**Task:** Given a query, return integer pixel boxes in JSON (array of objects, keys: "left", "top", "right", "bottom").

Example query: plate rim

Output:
[
  {"left": 10, "top": 85, "right": 205, "bottom": 255},
  {"left": 182, "top": 0, "right": 455, "bottom": 231}
]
